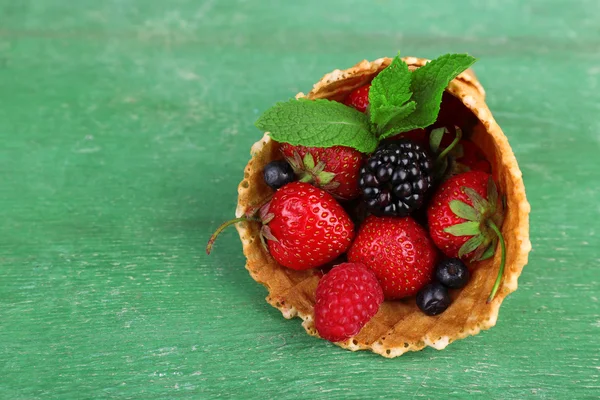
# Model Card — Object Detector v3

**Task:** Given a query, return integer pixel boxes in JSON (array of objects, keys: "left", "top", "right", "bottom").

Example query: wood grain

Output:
[{"left": 0, "top": 0, "right": 598, "bottom": 398}]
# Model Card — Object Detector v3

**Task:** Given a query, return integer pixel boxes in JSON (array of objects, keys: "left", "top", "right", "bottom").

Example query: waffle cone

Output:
[{"left": 234, "top": 57, "right": 531, "bottom": 358}]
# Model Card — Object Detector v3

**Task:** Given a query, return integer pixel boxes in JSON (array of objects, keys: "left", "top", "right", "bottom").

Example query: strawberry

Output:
[
  {"left": 207, "top": 182, "right": 354, "bottom": 271},
  {"left": 347, "top": 216, "right": 437, "bottom": 299},
  {"left": 344, "top": 84, "right": 371, "bottom": 113},
  {"left": 280, "top": 144, "right": 364, "bottom": 200},
  {"left": 314, "top": 262, "right": 384, "bottom": 342},
  {"left": 426, "top": 171, "right": 506, "bottom": 302}
]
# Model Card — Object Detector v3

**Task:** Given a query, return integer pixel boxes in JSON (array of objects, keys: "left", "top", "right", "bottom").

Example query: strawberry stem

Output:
[
  {"left": 486, "top": 220, "right": 506, "bottom": 303},
  {"left": 206, "top": 217, "right": 261, "bottom": 255},
  {"left": 436, "top": 126, "right": 462, "bottom": 163}
]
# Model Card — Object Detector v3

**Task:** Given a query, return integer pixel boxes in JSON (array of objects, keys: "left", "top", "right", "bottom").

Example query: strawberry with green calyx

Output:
[
  {"left": 426, "top": 170, "right": 505, "bottom": 302},
  {"left": 255, "top": 53, "right": 477, "bottom": 157},
  {"left": 280, "top": 143, "right": 364, "bottom": 200},
  {"left": 207, "top": 182, "right": 355, "bottom": 271}
]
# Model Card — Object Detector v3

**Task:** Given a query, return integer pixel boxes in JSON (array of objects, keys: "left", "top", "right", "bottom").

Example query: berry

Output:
[
  {"left": 314, "top": 263, "right": 384, "bottom": 342},
  {"left": 263, "top": 160, "right": 295, "bottom": 190},
  {"left": 358, "top": 140, "right": 433, "bottom": 217},
  {"left": 264, "top": 182, "right": 354, "bottom": 270},
  {"left": 281, "top": 144, "right": 364, "bottom": 199},
  {"left": 347, "top": 216, "right": 437, "bottom": 299},
  {"left": 427, "top": 171, "right": 506, "bottom": 302},
  {"left": 416, "top": 283, "right": 451, "bottom": 316},
  {"left": 344, "top": 84, "right": 371, "bottom": 113},
  {"left": 427, "top": 171, "right": 503, "bottom": 261},
  {"left": 435, "top": 258, "right": 470, "bottom": 289},
  {"left": 207, "top": 182, "right": 354, "bottom": 271}
]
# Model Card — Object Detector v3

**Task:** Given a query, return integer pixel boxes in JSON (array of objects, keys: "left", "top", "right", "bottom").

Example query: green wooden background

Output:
[{"left": 1, "top": 0, "right": 599, "bottom": 398}]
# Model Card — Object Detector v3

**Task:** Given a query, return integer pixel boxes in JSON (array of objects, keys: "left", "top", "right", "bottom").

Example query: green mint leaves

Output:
[
  {"left": 255, "top": 99, "right": 379, "bottom": 153},
  {"left": 373, "top": 102, "right": 417, "bottom": 137},
  {"left": 255, "top": 53, "right": 476, "bottom": 153},
  {"left": 373, "top": 53, "right": 476, "bottom": 139},
  {"left": 369, "top": 56, "right": 413, "bottom": 124},
  {"left": 380, "top": 53, "right": 477, "bottom": 137}
]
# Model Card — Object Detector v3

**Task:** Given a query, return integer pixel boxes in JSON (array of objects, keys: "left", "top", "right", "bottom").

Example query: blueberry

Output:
[
  {"left": 416, "top": 283, "right": 451, "bottom": 316},
  {"left": 263, "top": 160, "right": 296, "bottom": 190},
  {"left": 435, "top": 258, "right": 470, "bottom": 289}
]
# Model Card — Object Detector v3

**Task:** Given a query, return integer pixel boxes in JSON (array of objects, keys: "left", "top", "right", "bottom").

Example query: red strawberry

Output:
[
  {"left": 265, "top": 182, "right": 354, "bottom": 269},
  {"left": 280, "top": 144, "right": 364, "bottom": 200},
  {"left": 347, "top": 216, "right": 437, "bottom": 299},
  {"left": 314, "top": 262, "right": 384, "bottom": 342},
  {"left": 427, "top": 171, "right": 504, "bottom": 263},
  {"left": 206, "top": 182, "right": 355, "bottom": 271},
  {"left": 344, "top": 84, "right": 371, "bottom": 113},
  {"left": 427, "top": 171, "right": 507, "bottom": 303}
]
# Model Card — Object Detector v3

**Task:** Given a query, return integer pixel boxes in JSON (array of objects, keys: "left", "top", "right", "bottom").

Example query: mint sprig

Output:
[
  {"left": 255, "top": 52, "right": 477, "bottom": 153},
  {"left": 377, "top": 53, "right": 477, "bottom": 139},
  {"left": 375, "top": 103, "right": 417, "bottom": 134},
  {"left": 255, "top": 98, "right": 379, "bottom": 153},
  {"left": 369, "top": 55, "right": 413, "bottom": 125}
]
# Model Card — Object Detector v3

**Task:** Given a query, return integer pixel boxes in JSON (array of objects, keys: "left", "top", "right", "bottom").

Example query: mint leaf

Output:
[
  {"left": 390, "top": 53, "right": 476, "bottom": 132},
  {"left": 369, "top": 56, "right": 413, "bottom": 109},
  {"left": 255, "top": 98, "right": 378, "bottom": 153},
  {"left": 375, "top": 102, "right": 416, "bottom": 132},
  {"left": 369, "top": 55, "right": 413, "bottom": 126}
]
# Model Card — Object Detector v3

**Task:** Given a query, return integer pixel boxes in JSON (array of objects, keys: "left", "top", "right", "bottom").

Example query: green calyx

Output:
[
  {"left": 287, "top": 152, "right": 340, "bottom": 191},
  {"left": 255, "top": 52, "right": 477, "bottom": 154},
  {"left": 443, "top": 177, "right": 507, "bottom": 302},
  {"left": 429, "top": 126, "right": 463, "bottom": 180},
  {"left": 444, "top": 177, "right": 504, "bottom": 261}
]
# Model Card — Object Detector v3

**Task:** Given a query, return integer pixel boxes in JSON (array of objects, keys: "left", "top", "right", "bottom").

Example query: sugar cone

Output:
[{"left": 234, "top": 57, "right": 531, "bottom": 358}]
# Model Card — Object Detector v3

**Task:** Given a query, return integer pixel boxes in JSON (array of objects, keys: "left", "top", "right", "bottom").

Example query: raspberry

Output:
[{"left": 314, "top": 263, "right": 384, "bottom": 342}]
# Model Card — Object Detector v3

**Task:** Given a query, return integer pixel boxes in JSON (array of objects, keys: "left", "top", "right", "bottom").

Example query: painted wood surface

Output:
[{"left": 1, "top": 0, "right": 599, "bottom": 398}]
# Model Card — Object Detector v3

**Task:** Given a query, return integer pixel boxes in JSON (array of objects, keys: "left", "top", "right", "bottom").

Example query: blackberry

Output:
[
  {"left": 358, "top": 140, "right": 433, "bottom": 217},
  {"left": 263, "top": 160, "right": 295, "bottom": 190}
]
